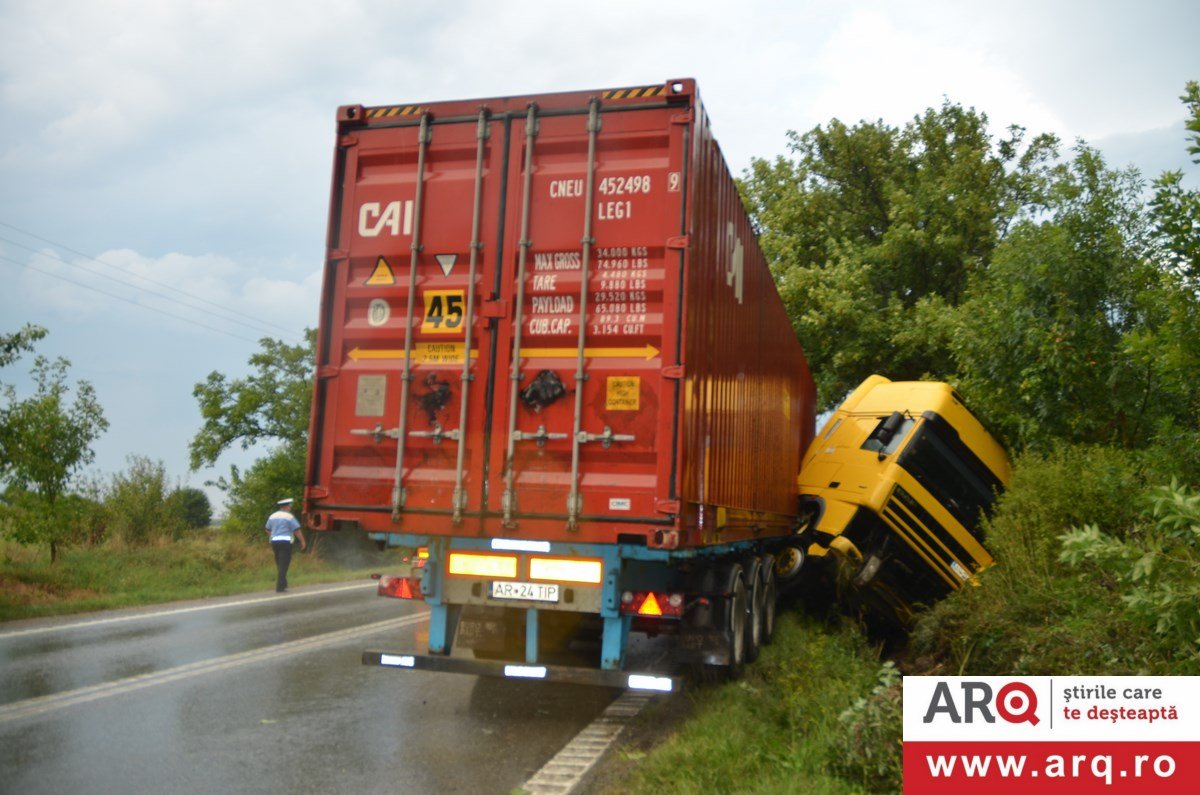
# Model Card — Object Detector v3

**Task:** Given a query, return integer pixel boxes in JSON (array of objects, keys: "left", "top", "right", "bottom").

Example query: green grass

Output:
[
  {"left": 601, "top": 610, "right": 899, "bottom": 795},
  {"left": 0, "top": 533, "right": 381, "bottom": 622}
]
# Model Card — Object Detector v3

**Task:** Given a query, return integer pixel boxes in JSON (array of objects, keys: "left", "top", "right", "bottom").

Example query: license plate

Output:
[{"left": 489, "top": 581, "right": 560, "bottom": 603}]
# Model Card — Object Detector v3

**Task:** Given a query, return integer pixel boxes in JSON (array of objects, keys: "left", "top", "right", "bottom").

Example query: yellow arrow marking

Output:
[
  {"left": 349, "top": 343, "right": 660, "bottom": 362},
  {"left": 521, "top": 344, "right": 660, "bottom": 360},
  {"left": 348, "top": 344, "right": 480, "bottom": 364}
]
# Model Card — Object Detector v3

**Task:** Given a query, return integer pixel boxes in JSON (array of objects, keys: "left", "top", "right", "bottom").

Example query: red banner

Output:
[{"left": 904, "top": 741, "right": 1200, "bottom": 795}]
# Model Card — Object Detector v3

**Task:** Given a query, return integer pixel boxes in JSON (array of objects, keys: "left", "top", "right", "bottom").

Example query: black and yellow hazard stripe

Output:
[
  {"left": 365, "top": 105, "right": 423, "bottom": 119},
  {"left": 601, "top": 85, "right": 667, "bottom": 100}
]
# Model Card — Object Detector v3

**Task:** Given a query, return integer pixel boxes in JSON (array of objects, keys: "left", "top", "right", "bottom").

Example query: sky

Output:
[{"left": 1, "top": 0, "right": 1197, "bottom": 514}]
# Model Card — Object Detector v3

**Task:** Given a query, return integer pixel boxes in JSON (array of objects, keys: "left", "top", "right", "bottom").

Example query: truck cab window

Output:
[{"left": 860, "top": 416, "right": 914, "bottom": 456}]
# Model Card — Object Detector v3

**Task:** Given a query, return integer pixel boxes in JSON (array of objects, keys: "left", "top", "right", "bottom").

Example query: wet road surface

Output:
[{"left": 0, "top": 582, "right": 621, "bottom": 794}]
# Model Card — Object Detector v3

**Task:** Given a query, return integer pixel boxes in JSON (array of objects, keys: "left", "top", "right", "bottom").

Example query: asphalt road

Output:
[{"left": 0, "top": 582, "right": 622, "bottom": 794}]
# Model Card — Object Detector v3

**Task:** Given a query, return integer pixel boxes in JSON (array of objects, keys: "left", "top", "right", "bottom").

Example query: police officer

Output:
[{"left": 265, "top": 498, "right": 307, "bottom": 593}]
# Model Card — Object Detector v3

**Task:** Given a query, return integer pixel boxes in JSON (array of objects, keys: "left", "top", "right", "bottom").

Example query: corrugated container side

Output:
[{"left": 679, "top": 104, "right": 816, "bottom": 541}]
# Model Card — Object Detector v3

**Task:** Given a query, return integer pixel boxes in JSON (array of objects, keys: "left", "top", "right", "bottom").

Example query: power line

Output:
[
  {"left": 1, "top": 236, "right": 302, "bottom": 342},
  {"left": 0, "top": 221, "right": 306, "bottom": 341},
  {"left": 0, "top": 254, "right": 267, "bottom": 345}
]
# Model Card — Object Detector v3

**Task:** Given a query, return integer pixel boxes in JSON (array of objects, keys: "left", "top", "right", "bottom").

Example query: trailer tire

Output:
[
  {"left": 759, "top": 554, "right": 778, "bottom": 646},
  {"left": 743, "top": 557, "right": 764, "bottom": 663},
  {"left": 723, "top": 565, "right": 748, "bottom": 679},
  {"left": 689, "top": 562, "right": 748, "bottom": 683}
]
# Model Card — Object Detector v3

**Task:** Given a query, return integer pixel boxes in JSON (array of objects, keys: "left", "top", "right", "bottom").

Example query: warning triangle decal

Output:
[
  {"left": 365, "top": 257, "right": 396, "bottom": 286},
  {"left": 435, "top": 254, "right": 457, "bottom": 277}
]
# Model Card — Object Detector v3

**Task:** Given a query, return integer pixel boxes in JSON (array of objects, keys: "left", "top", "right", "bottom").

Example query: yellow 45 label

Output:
[{"left": 421, "top": 290, "right": 466, "bottom": 335}]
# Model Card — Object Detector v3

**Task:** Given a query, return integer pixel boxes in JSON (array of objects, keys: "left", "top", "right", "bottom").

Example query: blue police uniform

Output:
[{"left": 266, "top": 502, "right": 302, "bottom": 592}]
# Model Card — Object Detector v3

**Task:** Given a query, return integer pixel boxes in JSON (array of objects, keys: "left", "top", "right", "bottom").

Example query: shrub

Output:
[
  {"left": 908, "top": 442, "right": 1195, "bottom": 675},
  {"left": 167, "top": 486, "right": 213, "bottom": 529},
  {"left": 834, "top": 661, "right": 902, "bottom": 793},
  {"left": 104, "top": 456, "right": 187, "bottom": 543},
  {"left": 1060, "top": 480, "right": 1200, "bottom": 662}
]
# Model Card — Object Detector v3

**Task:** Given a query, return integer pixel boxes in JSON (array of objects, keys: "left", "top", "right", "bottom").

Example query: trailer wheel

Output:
[
  {"left": 689, "top": 563, "right": 747, "bottom": 683},
  {"left": 743, "top": 558, "right": 764, "bottom": 663},
  {"left": 759, "top": 554, "right": 778, "bottom": 646},
  {"left": 723, "top": 565, "right": 748, "bottom": 679}
]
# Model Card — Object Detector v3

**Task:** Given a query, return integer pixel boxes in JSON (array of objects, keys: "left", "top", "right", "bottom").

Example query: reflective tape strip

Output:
[
  {"left": 601, "top": 86, "right": 666, "bottom": 100},
  {"left": 366, "top": 105, "right": 423, "bottom": 119}
]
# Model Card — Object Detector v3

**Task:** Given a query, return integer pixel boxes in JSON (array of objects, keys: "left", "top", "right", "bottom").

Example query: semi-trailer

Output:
[{"left": 301, "top": 78, "right": 1007, "bottom": 690}]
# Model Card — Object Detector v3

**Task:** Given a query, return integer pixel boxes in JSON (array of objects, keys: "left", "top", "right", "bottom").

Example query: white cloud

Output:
[
  {"left": 14, "top": 246, "right": 314, "bottom": 344},
  {"left": 810, "top": 8, "right": 1068, "bottom": 136}
]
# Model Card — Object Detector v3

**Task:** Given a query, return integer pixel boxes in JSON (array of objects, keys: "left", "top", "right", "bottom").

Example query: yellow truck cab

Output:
[{"left": 797, "top": 376, "right": 1011, "bottom": 625}]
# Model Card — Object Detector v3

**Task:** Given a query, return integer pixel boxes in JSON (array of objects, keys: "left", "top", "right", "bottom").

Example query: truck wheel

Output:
[
  {"left": 689, "top": 563, "right": 747, "bottom": 683},
  {"left": 759, "top": 554, "right": 778, "bottom": 645},
  {"left": 743, "top": 558, "right": 764, "bottom": 663},
  {"left": 723, "top": 565, "right": 748, "bottom": 679}
]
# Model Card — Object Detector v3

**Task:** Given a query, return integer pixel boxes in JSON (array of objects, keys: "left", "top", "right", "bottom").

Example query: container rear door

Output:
[{"left": 310, "top": 111, "right": 504, "bottom": 523}]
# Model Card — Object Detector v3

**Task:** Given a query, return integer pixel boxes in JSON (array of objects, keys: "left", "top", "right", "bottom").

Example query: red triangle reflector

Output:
[{"left": 638, "top": 592, "right": 663, "bottom": 616}]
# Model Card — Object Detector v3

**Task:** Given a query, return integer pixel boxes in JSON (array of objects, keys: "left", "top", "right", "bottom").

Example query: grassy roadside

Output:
[
  {"left": 0, "top": 533, "right": 382, "bottom": 623},
  {"left": 597, "top": 609, "right": 901, "bottom": 795}
]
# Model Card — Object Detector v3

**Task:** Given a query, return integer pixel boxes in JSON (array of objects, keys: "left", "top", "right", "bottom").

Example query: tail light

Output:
[
  {"left": 620, "top": 590, "right": 684, "bottom": 618},
  {"left": 378, "top": 574, "right": 424, "bottom": 600}
]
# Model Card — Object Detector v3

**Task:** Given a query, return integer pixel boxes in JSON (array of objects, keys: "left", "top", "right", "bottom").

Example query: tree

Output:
[
  {"left": 190, "top": 332, "right": 314, "bottom": 537},
  {"left": 741, "top": 101, "right": 1058, "bottom": 406},
  {"left": 1, "top": 345, "right": 108, "bottom": 562},
  {"left": 950, "top": 145, "right": 1161, "bottom": 447},
  {"left": 167, "top": 486, "right": 213, "bottom": 529},
  {"left": 104, "top": 455, "right": 189, "bottom": 542},
  {"left": 1, "top": 324, "right": 47, "bottom": 369},
  {"left": 1149, "top": 81, "right": 1200, "bottom": 285}
]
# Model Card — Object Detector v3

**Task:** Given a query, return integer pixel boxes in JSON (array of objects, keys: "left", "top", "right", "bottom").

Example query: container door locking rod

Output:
[
  {"left": 390, "top": 112, "right": 432, "bottom": 522},
  {"left": 450, "top": 109, "right": 490, "bottom": 525},
  {"left": 566, "top": 99, "right": 602, "bottom": 532},
  {"left": 501, "top": 103, "right": 540, "bottom": 528}
]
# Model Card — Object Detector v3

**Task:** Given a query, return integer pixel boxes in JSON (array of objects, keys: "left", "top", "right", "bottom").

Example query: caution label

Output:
[
  {"left": 415, "top": 342, "right": 470, "bottom": 364},
  {"left": 366, "top": 257, "right": 396, "bottom": 286},
  {"left": 606, "top": 376, "right": 639, "bottom": 411}
]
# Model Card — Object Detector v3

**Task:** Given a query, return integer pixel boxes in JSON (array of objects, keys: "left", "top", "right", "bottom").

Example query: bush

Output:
[
  {"left": 167, "top": 486, "right": 213, "bottom": 529},
  {"left": 1060, "top": 480, "right": 1200, "bottom": 661},
  {"left": 908, "top": 442, "right": 1198, "bottom": 675},
  {"left": 214, "top": 441, "right": 305, "bottom": 540},
  {"left": 104, "top": 456, "right": 187, "bottom": 543},
  {"left": 834, "top": 661, "right": 902, "bottom": 793}
]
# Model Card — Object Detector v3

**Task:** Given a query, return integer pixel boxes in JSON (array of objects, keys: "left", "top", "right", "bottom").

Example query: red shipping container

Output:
[{"left": 304, "top": 78, "right": 816, "bottom": 550}]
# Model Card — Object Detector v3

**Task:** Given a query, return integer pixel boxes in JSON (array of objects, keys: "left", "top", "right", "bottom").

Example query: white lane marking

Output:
[
  {"left": 0, "top": 612, "right": 428, "bottom": 725},
  {"left": 0, "top": 581, "right": 379, "bottom": 640},
  {"left": 522, "top": 690, "right": 654, "bottom": 794}
]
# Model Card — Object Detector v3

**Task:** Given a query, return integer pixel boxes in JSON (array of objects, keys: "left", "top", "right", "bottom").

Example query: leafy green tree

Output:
[
  {"left": 1149, "top": 81, "right": 1200, "bottom": 284},
  {"left": 190, "top": 332, "right": 314, "bottom": 537},
  {"left": 0, "top": 324, "right": 47, "bottom": 370},
  {"left": 1, "top": 347, "right": 108, "bottom": 561},
  {"left": 167, "top": 486, "right": 213, "bottom": 529},
  {"left": 742, "top": 102, "right": 1059, "bottom": 406},
  {"left": 950, "top": 145, "right": 1168, "bottom": 448},
  {"left": 1182, "top": 80, "right": 1200, "bottom": 164},
  {"left": 104, "top": 455, "right": 188, "bottom": 542}
]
